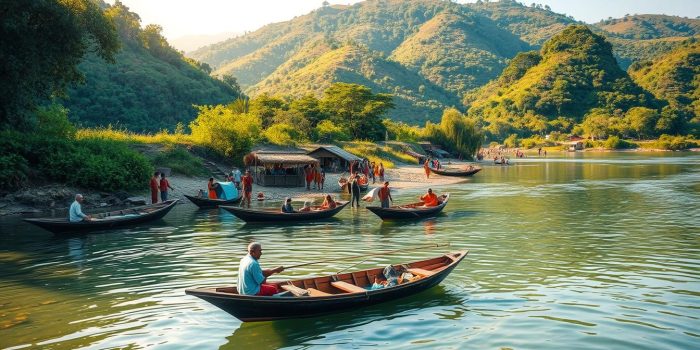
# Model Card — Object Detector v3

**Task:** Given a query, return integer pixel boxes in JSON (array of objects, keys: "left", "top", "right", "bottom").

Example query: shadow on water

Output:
[
  {"left": 219, "top": 286, "right": 468, "bottom": 350},
  {"left": 446, "top": 210, "right": 479, "bottom": 220}
]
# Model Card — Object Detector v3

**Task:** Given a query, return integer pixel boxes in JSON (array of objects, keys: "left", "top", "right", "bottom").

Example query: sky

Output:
[{"left": 106, "top": 0, "right": 700, "bottom": 41}]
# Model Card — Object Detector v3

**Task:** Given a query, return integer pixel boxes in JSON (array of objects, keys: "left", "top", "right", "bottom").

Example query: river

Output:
[{"left": 1, "top": 152, "right": 699, "bottom": 349}]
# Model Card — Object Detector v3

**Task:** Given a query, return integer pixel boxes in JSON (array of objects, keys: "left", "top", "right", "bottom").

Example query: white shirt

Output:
[{"left": 69, "top": 200, "right": 87, "bottom": 222}]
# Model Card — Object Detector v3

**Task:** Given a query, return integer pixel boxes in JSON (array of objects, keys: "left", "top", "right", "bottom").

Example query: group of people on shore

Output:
[
  {"left": 350, "top": 159, "right": 385, "bottom": 184},
  {"left": 150, "top": 172, "right": 174, "bottom": 204},
  {"left": 303, "top": 164, "right": 325, "bottom": 191}
]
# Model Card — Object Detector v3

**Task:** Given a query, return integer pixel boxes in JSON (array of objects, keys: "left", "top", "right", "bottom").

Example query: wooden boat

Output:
[
  {"left": 338, "top": 175, "right": 368, "bottom": 192},
  {"left": 220, "top": 201, "right": 349, "bottom": 223},
  {"left": 184, "top": 194, "right": 242, "bottom": 208},
  {"left": 366, "top": 194, "right": 449, "bottom": 220},
  {"left": 429, "top": 166, "right": 481, "bottom": 177},
  {"left": 24, "top": 199, "right": 179, "bottom": 234},
  {"left": 185, "top": 250, "right": 468, "bottom": 322}
]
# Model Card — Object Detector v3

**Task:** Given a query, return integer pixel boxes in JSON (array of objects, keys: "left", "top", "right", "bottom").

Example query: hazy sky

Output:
[{"left": 107, "top": 0, "right": 700, "bottom": 40}]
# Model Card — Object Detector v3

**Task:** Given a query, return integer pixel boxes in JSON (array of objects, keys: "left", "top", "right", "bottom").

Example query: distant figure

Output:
[
  {"left": 69, "top": 194, "right": 91, "bottom": 222},
  {"left": 207, "top": 177, "right": 217, "bottom": 199},
  {"left": 378, "top": 181, "right": 393, "bottom": 208},
  {"left": 304, "top": 165, "right": 314, "bottom": 190},
  {"left": 424, "top": 159, "right": 431, "bottom": 179},
  {"left": 379, "top": 163, "right": 385, "bottom": 182},
  {"left": 159, "top": 173, "right": 174, "bottom": 201},
  {"left": 242, "top": 170, "right": 254, "bottom": 207},
  {"left": 232, "top": 168, "right": 242, "bottom": 189},
  {"left": 238, "top": 242, "right": 284, "bottom": 296},
  {"left": 318, "top": 167, "right": 325, "bottom": 190},
  {"left": 350, "top": 173, "right": 361, "bottom": 208},
  {"left": 544, "top": 150, "right": 547, "bottom": 157},
  {"left": 281, "top": 197, "right": 295, "bottom": 213},
  {"left": 321, "top": 194, "right": 337, "bottom": 210},
  {"left": 150, "top": 172, "right": 160, "bottom": 204},
  {"left": 299, "top": 201, "right": 312, "bottom": 212}
]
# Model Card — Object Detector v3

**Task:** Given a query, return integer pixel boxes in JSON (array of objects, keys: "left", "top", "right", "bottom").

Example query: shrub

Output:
[
  {"left": 152, "top": 146, "right": 207, "bottom": 177},
  {"left": 651, "top": 134, "right": 698, "bottom": 150},
  {"left": 0, "top": 154, "right": 29, "bottom": 189},
  {"left": 264, "top": 123, "right": 303, "bottom": 146},
  {"left": 315, "top": 120, "right": 350, "bottom": 143},
  {"left": 190, "top": 106, "right": 261, "bottom": 161}
]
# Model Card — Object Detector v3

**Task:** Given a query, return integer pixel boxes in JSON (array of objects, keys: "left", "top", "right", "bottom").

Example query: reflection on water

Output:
[{"left": 0, "top": 152, "right": 699, "bottom": 349}]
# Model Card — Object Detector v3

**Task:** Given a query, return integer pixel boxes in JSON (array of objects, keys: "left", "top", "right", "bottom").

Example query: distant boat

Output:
[
  {"left": 184, "top": 194, "right": 242, "bottom": 209},
  {"left": 429, "top": 166, "right": 481, "bottom": 177},
  {"left": 220, "top": 201, "right": 349, "bottom": 223},
  {"left": 24, "top": 200, "right": 178, "bottom": 234},
  {"left": 185, "top": 250, "right": 468, "bottom": 322},
  {"left": 366, "top": 194, "right": 450, "bottom": 220}
]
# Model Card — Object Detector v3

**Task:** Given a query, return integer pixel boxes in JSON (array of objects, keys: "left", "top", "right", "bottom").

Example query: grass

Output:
[
  {"left": 151, "top": 145, "right": 208, "bottom": 177},
  {"left": 76, "top": 126, "right": 193, "bottom": 145},
  {"left": 341, "top": 141, "right": 421, "bottom": 168}
]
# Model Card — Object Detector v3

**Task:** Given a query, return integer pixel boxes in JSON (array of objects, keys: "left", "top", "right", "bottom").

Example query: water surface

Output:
[{"left": 1, "top": 152, "right": 699, "bottom": 349}]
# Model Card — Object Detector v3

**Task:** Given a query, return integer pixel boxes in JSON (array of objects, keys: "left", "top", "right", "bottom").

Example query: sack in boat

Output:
[
  {"left": 383, "top": 265, "right": 401, "bottom": 287},
  {"left": 362, "top": 187, "right": 380, "bottom": 202}
]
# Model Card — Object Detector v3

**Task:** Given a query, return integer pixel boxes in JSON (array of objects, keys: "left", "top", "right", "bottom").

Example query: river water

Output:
[{"left": 1, "top": 152, "right": 699, "bottom": 349}]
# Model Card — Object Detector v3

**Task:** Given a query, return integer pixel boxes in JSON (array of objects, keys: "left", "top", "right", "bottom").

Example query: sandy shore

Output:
[{"left": 165, "top": 162, "right": 476, "bottom": 206}]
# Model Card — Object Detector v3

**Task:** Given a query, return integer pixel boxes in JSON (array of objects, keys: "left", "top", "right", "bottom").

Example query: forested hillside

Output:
[
  {"left": 189, "top": 0, "right": 699, "bottom": 126},
  {"left": 629, "top": 39, "right": 700, "bottom": 134},
  {"left": 63, "top": 1, "right": 240, "bottom": 132},
  {"left": 466, "top": 26, "right": 656, "bottom": 139}
]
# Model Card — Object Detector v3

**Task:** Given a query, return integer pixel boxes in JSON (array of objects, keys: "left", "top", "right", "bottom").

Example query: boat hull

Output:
[
  {"left": 429, "top": 167, "right": 481, "bottom": 177},
  {"left": 366, "top": 194, "right": 449, "bottom": 220},
  {"left": 184, "top": 194, "right": 242, "bottom": 208},
  {"left": 23, "top": 200, "right": 179, "bottom": 234},
  {"left": 220, "top": 201, "right": 349, "bottom": 223},
  {"left": 186, "top": 251, "right": 467, "bottom": 322}
]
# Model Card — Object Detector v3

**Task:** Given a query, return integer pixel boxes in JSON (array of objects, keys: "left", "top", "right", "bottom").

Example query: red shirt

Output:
[
  {"left": 378, "top": 186, "right": 391, "bottom": 200},
  {"left": 242, "top": 175, "right": 253, "bottom": 191},
  {"left": 159, "top": 178, "right": 170, "bottom": 191}
]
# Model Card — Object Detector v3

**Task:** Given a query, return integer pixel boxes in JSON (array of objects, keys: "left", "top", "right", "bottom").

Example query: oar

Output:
[{"left": 282, "top": 242, "right": 451, "bottom": 270}]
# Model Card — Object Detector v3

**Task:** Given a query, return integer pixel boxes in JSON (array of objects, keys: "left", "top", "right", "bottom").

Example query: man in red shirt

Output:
[
  {"left": 159, "top": 173, "right": 174, "bottom": 201},
  {"left": 150, "top": 172, "right": 160, "bottom": 204},
  {"left": 242, "top": 170, "right": 253, "bottom": 208},
  {"left": 378, "top": 181, "right": 393, "bottom": 208},
  {"left": 420, "top": 188, "right": 439, "bottom": 207}
]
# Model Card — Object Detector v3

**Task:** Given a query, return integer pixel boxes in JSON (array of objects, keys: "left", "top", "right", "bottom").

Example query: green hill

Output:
[
  {"left": 248, "top": 42, "right": 460, "bottom": 124},
  {"left": 629, "top": 39, "right": 700, "bottom": 127},
  {"left": 63, "top": 1, "right": 240, "bottom": 132},
  {"left": 467, "top": 25, "right": 655, "bottom": 138}
]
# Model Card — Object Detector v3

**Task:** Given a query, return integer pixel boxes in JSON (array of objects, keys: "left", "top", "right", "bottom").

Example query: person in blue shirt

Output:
[
  {"left": 69, "top": 194, "right": 92, "bottom": 222},
  {"left": 281, "top": 197, "right": 295, "bottom": 213},
  {"left": 238, "top": 242, "right": 284, "bottom": 296}
]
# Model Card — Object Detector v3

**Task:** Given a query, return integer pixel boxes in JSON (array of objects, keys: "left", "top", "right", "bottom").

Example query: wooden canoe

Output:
[
  {"left": 185, "top": 250, "right": 468, "bottom": 322},
  {"left": 24, "top": 199, "right": 179, "bottom": 234},
  {"left": 366, "top": 194, "right": 449, "bottom": 220},
  {"left": 220, "top": 201, "right": 349, "bottom": 223},
  {"left": 429, "top": 166, "right": 481, "bottom": 177},
  {"left": 184, "top": 194, "right": 242, "bottom": 208}
]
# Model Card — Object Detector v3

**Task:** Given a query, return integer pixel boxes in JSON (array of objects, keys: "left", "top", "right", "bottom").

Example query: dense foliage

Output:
[
  {"left": 63, "top": 1, "right": 241, "bottom": 132},
  {"left": 628, "top": 40, "right": 700, "bottom": 136},
  {"left": 0, "top": 0, "right": 119, "bottom": 130}
]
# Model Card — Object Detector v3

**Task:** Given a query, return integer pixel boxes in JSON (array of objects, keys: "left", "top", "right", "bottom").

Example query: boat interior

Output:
[{"left": 213, "top": 252, "right": 464, "bottom": 297}]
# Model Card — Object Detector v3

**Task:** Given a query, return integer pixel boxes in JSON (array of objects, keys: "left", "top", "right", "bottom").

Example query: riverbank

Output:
[{"left": 0, "top": 163, "right": 476, "bottom": 216}]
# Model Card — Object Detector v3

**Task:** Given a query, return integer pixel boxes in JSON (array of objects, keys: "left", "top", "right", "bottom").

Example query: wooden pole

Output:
[{"left": 282, "top": 242, "right": 451, "bottom": 270}]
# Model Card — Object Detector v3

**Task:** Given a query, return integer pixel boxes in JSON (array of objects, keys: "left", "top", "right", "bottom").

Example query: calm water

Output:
[{"left": 1, "top": 152, "right": 699, "bottom": 350}]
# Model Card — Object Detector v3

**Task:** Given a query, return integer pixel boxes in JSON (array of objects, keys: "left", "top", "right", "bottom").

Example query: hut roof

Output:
[
  {"left": 307, "top": 145, "right": 361, "bottom": 162},
  {"left": 253, "top": 152, "right": 319, "bottom": 165}
]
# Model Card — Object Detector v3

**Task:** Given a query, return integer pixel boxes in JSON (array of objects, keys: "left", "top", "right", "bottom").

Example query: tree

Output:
[
  {"left": 249, "top": 94, "right": 287, "bottom": 128},
  {"left": 625, "top": 107, "right": 659, "bottom": 139},
  {"left": 320, "top": 83, "right": 394, "bottom": 140},
  {"left": 289, "top": 95, "right": 326, "bottom": 127},
  {"left": 0, "top": 0, "right": 119, "bottom": 130},
  {"left": 221, "top": 75, "right": 243, "bottom": 96}
]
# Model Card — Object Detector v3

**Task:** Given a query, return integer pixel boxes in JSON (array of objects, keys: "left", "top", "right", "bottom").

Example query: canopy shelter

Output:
[
  {"left": 245, "top": 151, "right": 319, "bottom": 187},
  {"left": 307, "top": 145, "right": 361, "bottom": 173}
]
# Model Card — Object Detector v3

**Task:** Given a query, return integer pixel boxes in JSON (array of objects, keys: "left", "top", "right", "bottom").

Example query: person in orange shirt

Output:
[
  {"left": 420, "top": 188, "right": 439, "bottom": 207},
  {"left": 207, "top": 177, "right": 217, "bottom": 199},
  {"left": 242, "top": 170, "right": 254, "bottom": 208},
  {"left": 423, "top": 159, "right": 431, "bottom": 179}
]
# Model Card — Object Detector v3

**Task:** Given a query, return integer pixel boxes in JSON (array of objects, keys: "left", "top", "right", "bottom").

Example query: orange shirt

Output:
[
  {"left": 208, "top": 181, "right": 217, "bottom": 199},
  {"left": 420, "top": 193, "right": 439, "bottom": 207}
]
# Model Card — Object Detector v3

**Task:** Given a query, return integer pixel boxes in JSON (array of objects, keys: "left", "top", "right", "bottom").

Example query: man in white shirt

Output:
[{"left": 69, "top": 194, "right": 91, "bottom": 222}]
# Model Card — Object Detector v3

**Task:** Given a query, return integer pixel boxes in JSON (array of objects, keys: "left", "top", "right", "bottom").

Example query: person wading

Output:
[
  {"left": 378, "top": 181, "right": 393, "bottom": 208},
  {"left": 350, "top": 173, "right": 361, "bottom": 208},
  {"left": 150, "top": 172, "right": 160, "bottom": 204}
]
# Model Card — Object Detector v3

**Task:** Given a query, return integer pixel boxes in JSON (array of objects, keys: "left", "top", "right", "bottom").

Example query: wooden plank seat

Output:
[
  {"left": 280, "top": 284, "right": 332, "bottom": 297},
  {"left": 331, "top": 281, "right": 366, "bottom": 294},
  {"left": 407, "top": 268, "right": 436, "bottom": 277}
]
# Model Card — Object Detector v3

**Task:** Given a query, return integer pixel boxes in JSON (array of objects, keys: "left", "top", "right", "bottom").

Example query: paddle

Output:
[{"left": 282, "top": 242, "right": 451, "bottom": 270}]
